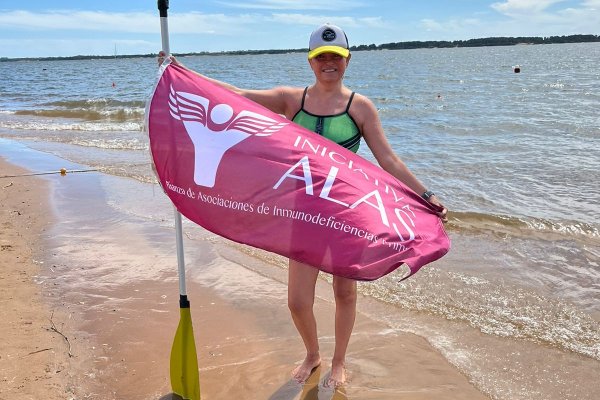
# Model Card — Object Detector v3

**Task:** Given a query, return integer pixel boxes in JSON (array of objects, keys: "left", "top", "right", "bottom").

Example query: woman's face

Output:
[{"left": 309, "top": 52, "right": 351, "bottom": 82}]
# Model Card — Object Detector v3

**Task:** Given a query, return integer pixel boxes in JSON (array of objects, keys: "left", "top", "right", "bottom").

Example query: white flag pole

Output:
[
  {"left": 157, "top": 2, "right": 201, "bottom": 399},
  {"left": 158, "top": 0, "right": 185, "bottom": 299}
]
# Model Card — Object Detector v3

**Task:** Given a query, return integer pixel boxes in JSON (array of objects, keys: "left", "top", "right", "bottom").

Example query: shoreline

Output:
[{"left": 0, "top": 154, "right": 490, "bottom": 399}]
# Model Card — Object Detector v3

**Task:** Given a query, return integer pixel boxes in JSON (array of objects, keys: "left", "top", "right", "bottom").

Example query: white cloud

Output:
[
  {"left": 582, "top": 0, "right": 600, "bottom": 6},
  {"left": 0, "top": 9, "right": 373, "bottom": 36},
  {"left": 170, "top": 12, "right": 259, "bottom": 35},
  {"left": 0, "top": 10, "right": 156, "bottom": 32},
  {"left": 488, "top": 0, "right": 600, "bottom": 34},
  {"left": 419, "top": 0, "right": 600, "bottom": 40},
  {"left": 420, "top": 19, "right": 443, "bottom": 32},
  {"left": 0, "top": 9, "right": 381, "bottom": 57},
  {"left": 418, "top": 18, "right": 486, "bottom": 38},
  {"left": 0, "top": 10, "right": 269, "bottom": 34},
  {"left": 491, "top": 0, "right": 568, "bottom": 15}
]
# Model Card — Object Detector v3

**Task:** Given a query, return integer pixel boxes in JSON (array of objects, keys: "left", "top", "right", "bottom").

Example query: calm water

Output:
[{"left": 1, "top": 43, "right": 599, "bottom": 399}]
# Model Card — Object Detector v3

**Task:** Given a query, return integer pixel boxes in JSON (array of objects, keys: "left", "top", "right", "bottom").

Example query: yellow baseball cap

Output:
[{"left": 308, "top": 23, "right": 350, "bottom": 59}]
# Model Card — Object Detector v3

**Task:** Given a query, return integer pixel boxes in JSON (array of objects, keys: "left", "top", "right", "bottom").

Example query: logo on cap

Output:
[{"left": 322, "top": 28, "right": 336, "bottom": 42}]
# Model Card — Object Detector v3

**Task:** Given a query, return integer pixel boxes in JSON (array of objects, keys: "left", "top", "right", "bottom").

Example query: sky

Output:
[{"left": 1, "top": 0, "right": 599, "bottom": 58}]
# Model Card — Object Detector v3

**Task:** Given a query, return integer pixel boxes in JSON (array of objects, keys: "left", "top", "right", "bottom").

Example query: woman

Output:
[{"left": 159, "top": 23, "right": 447, "bottom": 388}]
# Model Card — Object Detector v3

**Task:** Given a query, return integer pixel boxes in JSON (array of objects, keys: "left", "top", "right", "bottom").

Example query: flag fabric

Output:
[{"left": 146, "top": 63, "right": 450, "bottom": 281}]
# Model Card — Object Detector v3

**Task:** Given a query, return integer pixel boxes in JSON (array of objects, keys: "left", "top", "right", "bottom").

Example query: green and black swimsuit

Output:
[{"left": 292, "top": 87, "right": 362, "bottom": 153}]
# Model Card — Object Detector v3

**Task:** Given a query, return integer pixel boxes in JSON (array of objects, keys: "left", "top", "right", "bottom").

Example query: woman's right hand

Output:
[
  {"left": 157, "top": 51, "right": 166, "bottom": 66},
  {"left": 157, "top": 51, "right": 181, "bottom": 67}
]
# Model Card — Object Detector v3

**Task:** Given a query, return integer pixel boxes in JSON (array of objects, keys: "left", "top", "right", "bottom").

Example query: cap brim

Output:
[{"left": 308, "top": 46, "right": 350, "bottom": 59}]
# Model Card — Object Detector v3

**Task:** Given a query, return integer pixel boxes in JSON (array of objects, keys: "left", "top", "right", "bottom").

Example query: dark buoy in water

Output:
[{"left": 513, "top": 65, "right": 521, "bottom": 73}]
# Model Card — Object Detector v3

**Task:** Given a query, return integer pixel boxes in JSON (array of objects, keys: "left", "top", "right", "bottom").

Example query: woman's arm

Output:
[
  {"left": 354, "top": 95, "right": 448, "bottom": 221},
  {"left": 158, "top": 51, "right": 298, "bottom": 117}
]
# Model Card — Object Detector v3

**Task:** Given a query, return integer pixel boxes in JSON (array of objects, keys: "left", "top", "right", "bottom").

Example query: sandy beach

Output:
[
  {"left": 0, "top": 159, "right": 76, "bottom": 399},
  {"left": 0, "top": 155, "right": 491, "bottom": 400}
]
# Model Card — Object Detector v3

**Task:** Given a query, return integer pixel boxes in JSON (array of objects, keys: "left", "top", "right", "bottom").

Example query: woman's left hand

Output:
[{"left": 428, "top": 195, "right": 448, "bottom": 223}]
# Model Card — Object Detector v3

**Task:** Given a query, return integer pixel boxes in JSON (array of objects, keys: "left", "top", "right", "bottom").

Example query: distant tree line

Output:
[
  {"left": 1, "top": 34, "right": 598, "bottom": 62},
  {"left": 357, "top": 34, "right": 600, "bottom": 51}
]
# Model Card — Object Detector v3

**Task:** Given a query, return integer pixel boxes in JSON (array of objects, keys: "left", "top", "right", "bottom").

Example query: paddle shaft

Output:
[
  {"left": 158, "top": 0, "right": 187, "bottom": 298},
  {"left": 158, "top": 0, "right": 171, "bottom": 56},
  {"left": 174, "top": 210, "right": 188, "bottom": 299}
]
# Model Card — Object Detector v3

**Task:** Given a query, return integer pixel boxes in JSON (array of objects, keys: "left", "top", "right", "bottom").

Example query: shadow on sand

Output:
[
  {"left": 157, "top": 367, "right": 348, "bottom": 400},
  {"left": 268, "top": 366, "right": 349, "bottom": 400}
]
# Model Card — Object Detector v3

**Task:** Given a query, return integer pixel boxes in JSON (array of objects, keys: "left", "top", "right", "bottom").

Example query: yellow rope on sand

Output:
[{"left": 0, "top": 168, "right": 98, "bottom": 179}]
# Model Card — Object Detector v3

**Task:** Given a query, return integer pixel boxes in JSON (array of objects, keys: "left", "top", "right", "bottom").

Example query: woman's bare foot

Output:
[
  {"left": 324, "top": 361, "right": 346, "bottom": 388},
  {"left": 292, "top": 353, "right": 321, "bottom": 383}
]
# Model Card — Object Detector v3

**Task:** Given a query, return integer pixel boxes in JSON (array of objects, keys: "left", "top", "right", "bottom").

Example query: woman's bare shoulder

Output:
[
  {"left": 350, "top": 92, "right": 378, "bottom": 118},
  {"left": 351, "top": 92, "right": 375, "bottom": 106},
  {"left": 273, "top": 86, "right": 305, "bottom": 117}
]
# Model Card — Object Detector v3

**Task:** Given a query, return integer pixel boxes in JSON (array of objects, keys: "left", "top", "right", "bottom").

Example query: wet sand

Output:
[{"left": 0, "top": 156, "right": 490, "bottom": 399}]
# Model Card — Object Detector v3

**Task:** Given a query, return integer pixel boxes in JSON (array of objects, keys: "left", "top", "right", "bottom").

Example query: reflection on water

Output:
[{"left": 268, "top": 366, "right": 349, "bottom": 400}]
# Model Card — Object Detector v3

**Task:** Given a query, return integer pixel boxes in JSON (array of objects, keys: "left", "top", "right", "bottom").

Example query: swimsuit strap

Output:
[
  {"left": 345, "top": 92, "right": 356, "bottom": 113},
  {"left": 300, "top": 87, "right": 309, "bottom": 109}
]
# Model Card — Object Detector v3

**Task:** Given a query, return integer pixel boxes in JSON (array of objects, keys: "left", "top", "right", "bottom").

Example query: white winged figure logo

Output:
[{"left": 168, "top": 84, "right": 288, "bottom": 187}]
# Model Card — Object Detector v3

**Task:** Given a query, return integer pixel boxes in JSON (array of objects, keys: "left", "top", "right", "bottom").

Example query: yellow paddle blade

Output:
[{"left": 170, "top": 307, "right": 200, "bottom": 400}]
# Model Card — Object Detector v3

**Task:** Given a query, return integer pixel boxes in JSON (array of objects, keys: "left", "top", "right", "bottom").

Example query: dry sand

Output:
[
  {"left": 0, "top": 156, "right": 490, "bottom": 400},
  {"left": 0, "top": 160, "right": 75, "bottom": 399}
]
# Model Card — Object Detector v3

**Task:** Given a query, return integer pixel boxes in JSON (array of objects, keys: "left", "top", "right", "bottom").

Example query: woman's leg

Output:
[
  {"left": 327, "top": 275, "right": 357, "bottom": 387},
  {"left": 288, "top": 259, "right": 321, "bottom": 383}
]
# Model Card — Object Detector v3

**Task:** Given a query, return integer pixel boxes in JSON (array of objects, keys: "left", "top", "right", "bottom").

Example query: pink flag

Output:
[{"left": 147, "top": 63, "right": 450, "bottom": 281}]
